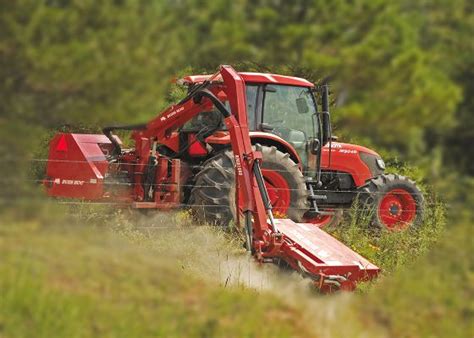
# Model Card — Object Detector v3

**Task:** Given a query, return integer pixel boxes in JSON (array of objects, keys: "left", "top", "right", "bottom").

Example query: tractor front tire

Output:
[
  {"left": 358, "top": 174, "right": 424, "bottom": 230},
  {"left": 189, "top": 146, "right": 308, "bottom": 228}
]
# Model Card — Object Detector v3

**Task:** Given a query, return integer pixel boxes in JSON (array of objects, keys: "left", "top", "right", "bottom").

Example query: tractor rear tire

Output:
[
  {"left": 189, "top": 146, "right": 308, "bottom": 228},
  {"left": 357, "top": 174, "right": 424, "bottom": 230}
]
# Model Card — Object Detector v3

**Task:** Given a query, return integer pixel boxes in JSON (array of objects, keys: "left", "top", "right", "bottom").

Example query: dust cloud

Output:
[{"left": 119, "top": 210, "right": 383, "bottom": 338}]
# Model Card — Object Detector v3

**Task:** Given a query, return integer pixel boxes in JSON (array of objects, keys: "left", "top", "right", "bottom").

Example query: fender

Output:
[{"left": 205, "top": 131, "right": 302, "bottom": 169}]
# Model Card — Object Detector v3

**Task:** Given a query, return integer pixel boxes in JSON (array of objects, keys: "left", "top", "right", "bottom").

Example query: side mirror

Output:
[
  {"left": 296, "top": 98, "right": 309, "bottom": 114},
  {"left": 310, "top": 138, "right": 320, "bottom": 155}
]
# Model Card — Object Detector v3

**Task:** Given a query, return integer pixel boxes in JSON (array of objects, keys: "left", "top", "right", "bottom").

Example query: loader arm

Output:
[{"left": 125, "top": 66, "right": 270, "bottom": 233}]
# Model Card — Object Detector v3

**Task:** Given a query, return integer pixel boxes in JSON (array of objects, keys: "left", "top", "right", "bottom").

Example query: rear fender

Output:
[{"left": 205, "top": 131, "right": 302, "bottom": 169}]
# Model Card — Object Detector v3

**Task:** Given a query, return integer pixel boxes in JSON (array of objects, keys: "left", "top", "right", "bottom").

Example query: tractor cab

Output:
[
  {"left": 245, "top": 82, "right": 317, "bottom": 168},
  {"left": 180, "top": 73, "right": 321, "bottom": 172}
]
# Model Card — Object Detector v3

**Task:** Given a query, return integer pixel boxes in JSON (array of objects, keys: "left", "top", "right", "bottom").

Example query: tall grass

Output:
[{"left": 326, "top": 195, "right": 445, "bottom": 278}]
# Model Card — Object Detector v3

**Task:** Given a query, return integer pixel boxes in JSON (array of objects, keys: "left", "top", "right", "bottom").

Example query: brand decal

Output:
[
  {"left": 338, "top": 149, "right": 357, "bottom": 154},
  {"left": 160, "top": 106, "right": 184, "bottom": 122},
  {"left": 54, "top": 178, "right": 85, "bottom": 186},
  {"left": 234, "top": 155, "right": 243, "bottom": 176}
]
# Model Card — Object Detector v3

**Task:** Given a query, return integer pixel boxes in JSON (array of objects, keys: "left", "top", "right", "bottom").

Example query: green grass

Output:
[
  {"left": 0, "top": 222, "right": 314, "bottom": 338},
  {"left": 325, "top": 196, "right": 446, "bottom": 276},
  {"left": 0, "top": 173, "right": 471, "bottom": 338},
  {"left": 361, "top": 220, "right": 474, "bottom": 337}
]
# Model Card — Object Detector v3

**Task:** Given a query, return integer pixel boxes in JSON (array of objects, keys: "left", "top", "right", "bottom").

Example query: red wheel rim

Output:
[
  {"left": 238, "top": 169, "right": 291, "bottom": 216},
  {"left": 261, "top": 169, "right": 291, "bottom": 216},
  {"left": 378, "top": 189, "right": 416, "bottom": 230}
]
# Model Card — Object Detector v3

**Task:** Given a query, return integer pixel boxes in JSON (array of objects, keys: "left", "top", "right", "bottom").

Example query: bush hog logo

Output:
[
  {"left": 160, "top": 106, "right": 184, "bottom": 122},
  {"left": 54, "top": 178, "right": 85, "bottom": 186}
]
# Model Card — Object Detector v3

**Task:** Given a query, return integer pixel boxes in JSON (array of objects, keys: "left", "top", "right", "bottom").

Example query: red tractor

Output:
[
  {"left": 44, "top": 65, "right": 381, "bottom": 292},
  {"left": 176, "top": 73, "right": 423, "bottom": 230},
  {"left": 45, "top": 67, "right": 423, "bottom": 231}
]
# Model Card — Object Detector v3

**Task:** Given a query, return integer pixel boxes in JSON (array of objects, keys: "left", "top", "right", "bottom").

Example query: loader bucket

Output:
[
  {"left": 275, "top": 219, "right": 380, "bottom": 291},
  {"left": 44, "top": 133, "right": 118, "bottom": 200}
]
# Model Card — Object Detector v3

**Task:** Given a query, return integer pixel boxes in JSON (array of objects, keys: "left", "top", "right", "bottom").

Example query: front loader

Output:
[{"left": 44, "top": 65, "right": 379, "bottom": 292}]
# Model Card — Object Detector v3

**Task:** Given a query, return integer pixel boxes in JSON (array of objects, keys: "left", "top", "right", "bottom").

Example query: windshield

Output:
[{"left": 262, "top": 85, "right": 316, "bottom": 137}]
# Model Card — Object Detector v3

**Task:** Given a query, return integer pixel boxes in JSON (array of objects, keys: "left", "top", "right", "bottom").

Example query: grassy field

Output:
[
  {"left": 0, "top": 219, "right": 315, "bottom": 338},
  {"left": 362, "top": 220, "right": 473, "bottom": 337},
  {"left": 0, "top": 196, "right": 471, "bottom": 338}
]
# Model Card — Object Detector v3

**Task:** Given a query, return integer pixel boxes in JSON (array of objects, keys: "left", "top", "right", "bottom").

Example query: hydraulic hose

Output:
[
  {"left": 102, "top": 123, "right": 147, "bottom": 155},
  {"left": 192, "top": 89, "right": 231, "bottom": 118}
]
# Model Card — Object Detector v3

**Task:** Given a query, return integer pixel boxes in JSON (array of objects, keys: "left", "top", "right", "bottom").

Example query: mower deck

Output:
[{"left": 275, "top": 219, "right": 379, "bottom": 288}]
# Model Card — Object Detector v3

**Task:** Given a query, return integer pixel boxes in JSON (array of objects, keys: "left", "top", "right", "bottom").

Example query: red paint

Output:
[
  {"left": 188, "top": 134, "right": 208, "bottom": 156},
  {"left": 273, "top": 219, "right": 379, "bottom": 292},
  {"left": 261, "top": 169, "right": 291, "bottom": 215},
  {"left": 321, "top": 142, "right": 377, "bottom": 187},
  {"left": 378, "top": 189, "right": 416, "bottom": 230},
  {"left": 180, "top": 72, "right": 314, "bottom": 88},
  {"left": 304, "top": 211, "right": 336, "bottom": 227},
  {"left": 206, "top": 131, "right": 302, "bottom": 168},
  {"left": 45, "top": 133, "right": 115, "bottom": 200},
  {"left": 159, "top": 131, "right": 180, "bottom": 152},
  {"left": 55, "top": 134, "right": 68, "bottom": 152},
  {"left": 236, "top": 169, "right": 292, "bottom": 218}
]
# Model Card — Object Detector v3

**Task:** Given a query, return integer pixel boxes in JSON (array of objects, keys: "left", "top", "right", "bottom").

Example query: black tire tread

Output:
[
  {"left": 190, "top": 145, "right": 308, "bottom": 227},
  {"left": 357, "top": 173, "right": 424, "bottom": 229}
]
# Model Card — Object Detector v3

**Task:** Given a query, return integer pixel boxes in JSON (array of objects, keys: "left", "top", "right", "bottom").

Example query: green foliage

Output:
[{"left": 1, "top": 0, "right": 472, "bottom": 172}]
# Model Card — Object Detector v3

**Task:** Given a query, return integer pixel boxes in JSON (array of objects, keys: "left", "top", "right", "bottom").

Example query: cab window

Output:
[
  {"left": 245, "top": 84, "right": 258, "bottom": 129},
  {"left": 262, "top": 85, "right": 316, "bottom": 137}
]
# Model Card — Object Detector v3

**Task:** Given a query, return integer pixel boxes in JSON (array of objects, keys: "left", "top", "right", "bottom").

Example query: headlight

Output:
[
  {"left": 376, "top": 158, "right": 386, "bottom": 170},
  {"left": 359, "top": 152, "right": 385, "bottom": 176}
]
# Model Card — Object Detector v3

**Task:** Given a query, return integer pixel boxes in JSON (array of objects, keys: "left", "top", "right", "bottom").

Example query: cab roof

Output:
[{"left": 179, "top": 72, "right": 314, "bottom": 87}]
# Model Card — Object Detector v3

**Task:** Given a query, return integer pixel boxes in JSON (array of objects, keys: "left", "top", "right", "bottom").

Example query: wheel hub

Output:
[
  {"left": 378, "top": 189, "right": 417, "bottom": 230},
  {"left": 389, "top": 203, "right": 401, "bottom": 216}
]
